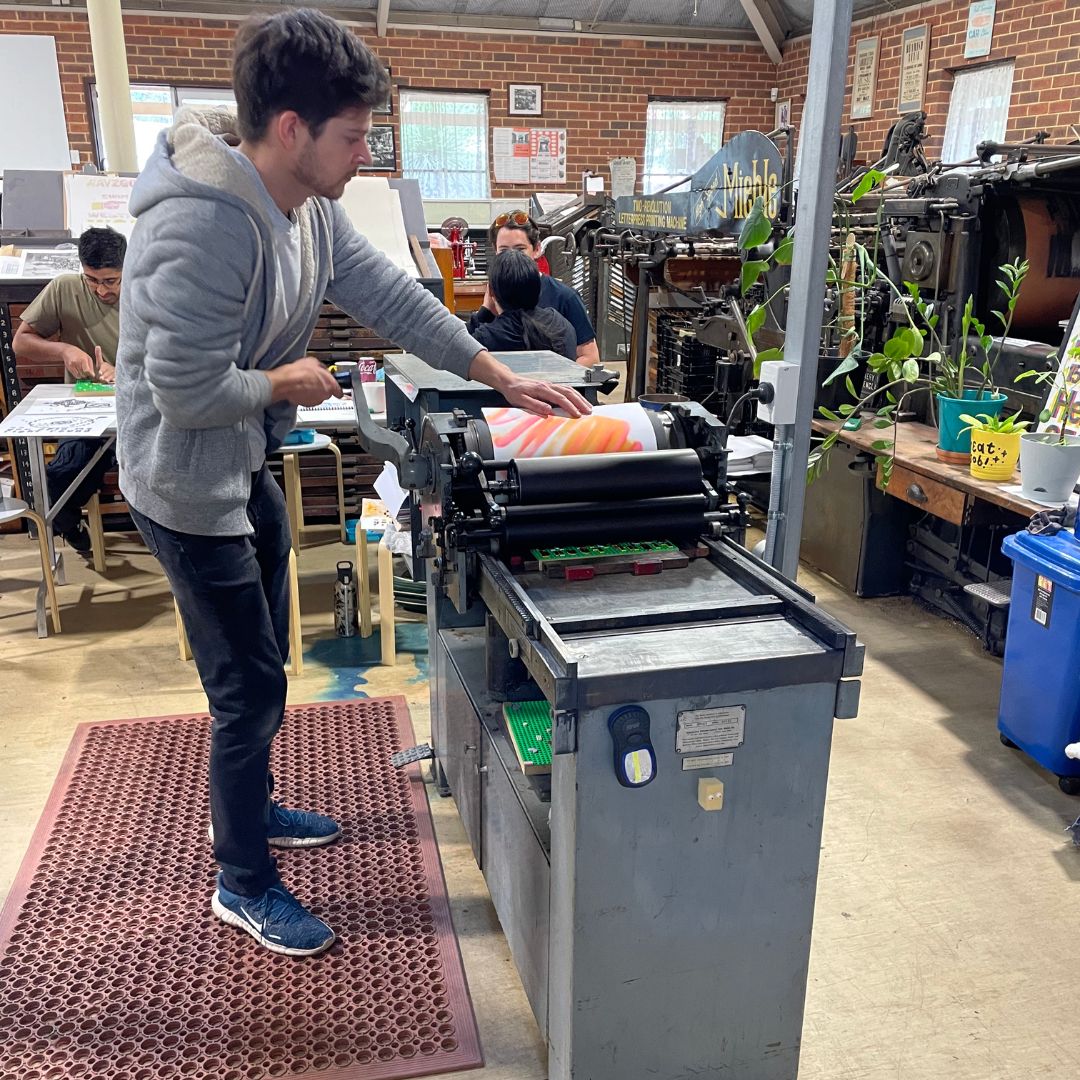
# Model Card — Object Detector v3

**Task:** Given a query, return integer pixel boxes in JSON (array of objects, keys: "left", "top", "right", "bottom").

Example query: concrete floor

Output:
[{"left": 2, "top": 524, "right": 1079, "bottom": 1080}]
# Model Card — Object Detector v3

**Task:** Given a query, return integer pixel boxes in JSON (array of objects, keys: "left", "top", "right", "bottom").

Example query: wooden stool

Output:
[
  {"left": 0, "top": 497, "right": 62, "bottom": 634},
  {"left": 356, "top": 526, "right": 396, "bottom": 666},
  {"left": 174, "top": 549, "right": 304, "bottom": 675},
  {"left": 273, "top": 433, "right": 347, "bottom": 552},
  {"left": 85, "top": 494, "right": 131, "bottom": 573}
]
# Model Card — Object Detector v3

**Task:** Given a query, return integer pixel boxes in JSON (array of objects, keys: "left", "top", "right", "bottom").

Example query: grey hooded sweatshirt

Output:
[{"left": 116, "top": 108, "right": 483, "bottom": 536}]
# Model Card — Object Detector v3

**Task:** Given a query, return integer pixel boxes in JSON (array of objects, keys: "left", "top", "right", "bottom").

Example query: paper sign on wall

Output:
[
  {"left": 493, "top": 127, "right": 567, "bottom": 185},
  {"left": 64, "top": 173, "right": 137, "bottom": 238},
  {"left": 898, "top": 24, "right": 930, "bottom": 113},
  {"left": 965, "top": 1, "right": 996, "bottom": 59},
  {"left": 851, "top": 37, "right": 879, "bottom": 120}
]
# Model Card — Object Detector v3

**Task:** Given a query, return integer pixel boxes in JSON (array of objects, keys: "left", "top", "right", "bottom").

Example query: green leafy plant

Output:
[
  {"left": 1015, "top": 343, "right": 1076, "bottom": 442},
  {"left": 958, "top": 411, "right": 1031, "bottom": 435},
  {"left": 735, "top": 171, "right": 1029, "bottom": 484}
]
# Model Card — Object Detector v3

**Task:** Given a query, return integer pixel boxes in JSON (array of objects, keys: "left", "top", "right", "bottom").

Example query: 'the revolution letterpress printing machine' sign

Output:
[{"left": 614, "top": 131, "right": 782, "bottom": 236}]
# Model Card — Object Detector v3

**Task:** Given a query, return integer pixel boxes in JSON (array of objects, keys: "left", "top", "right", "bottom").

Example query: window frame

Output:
[
  {"left": 939, "top": 59, "right": 1015, "bottom": 165},
  {"left": 399, "top": 86, "right": 490, "bottom": 200},
  {"left": 85, "top": 78, "right": 237, "bottom": 171},
  {"left": 643, "top": 96, "right": 728, "bottom": 194}
]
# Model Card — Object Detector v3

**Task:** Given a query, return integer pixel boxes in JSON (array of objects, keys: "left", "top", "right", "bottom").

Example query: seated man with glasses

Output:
[
  {"left": 473, "top": 211, "right": 600, "bottom": 366},
  {"left": 13, "top": 227, "right": 126, "bottom": 557}
]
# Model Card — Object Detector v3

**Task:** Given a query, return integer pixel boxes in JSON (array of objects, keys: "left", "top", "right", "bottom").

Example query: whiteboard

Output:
[{"left": 0, "top": 36, "right": 71, "bottom": 175}]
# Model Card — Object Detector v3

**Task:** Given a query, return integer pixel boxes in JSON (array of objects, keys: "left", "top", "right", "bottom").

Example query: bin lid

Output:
[{"left": 1003, "top": 530, "right": 1080, "bottom": 588}]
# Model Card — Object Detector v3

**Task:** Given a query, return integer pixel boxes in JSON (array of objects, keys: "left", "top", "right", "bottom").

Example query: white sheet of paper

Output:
[
  {"left": 338, "top": 177, "right": 419, "bottom": 278},
  {"left": 27, "top": 398, "right": 116, "bottom": 416},
  {"left": 481, "top": 403, "right": 658, "bottom": 461},
  {"left": 373, "top": 461, "right": 409, "bottom": 517},
  {"left": 0, "top": 412, "right": 113, "bottom": 437}
]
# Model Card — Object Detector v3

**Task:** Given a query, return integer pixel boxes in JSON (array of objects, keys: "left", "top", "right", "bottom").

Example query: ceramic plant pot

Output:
[
  {"left": 969, "top": 429, "right": 1021, "bottom": 482},
  {"left": 1018, "top": 432, "right": 1080, "bottom": 503},
  {"left": 935, "top": 391, "right": 1006, "bottom": 463}
]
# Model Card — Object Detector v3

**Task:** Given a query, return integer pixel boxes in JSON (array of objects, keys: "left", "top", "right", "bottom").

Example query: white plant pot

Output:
[{"left": 1018, "top": 432, "right": 1080, "bottom": 503}]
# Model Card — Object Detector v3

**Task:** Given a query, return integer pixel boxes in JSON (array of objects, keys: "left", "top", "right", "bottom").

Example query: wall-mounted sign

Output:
[
  {"left": 898, "top": 24, "right": 930, "bottom": 113},
  {"left": 613, "top": 131, "right": 782, "bottom": 236},
  {"left": 965, "top": 0, "right": 996, "bottom": 59},
  {"left": 851, "top": 36, "right": 879, "bottom": 120}
]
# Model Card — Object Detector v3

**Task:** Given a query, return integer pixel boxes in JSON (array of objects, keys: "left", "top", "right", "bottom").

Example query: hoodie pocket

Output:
[{"left": 148, "top": 419, "right": 247, "bottom": 503}]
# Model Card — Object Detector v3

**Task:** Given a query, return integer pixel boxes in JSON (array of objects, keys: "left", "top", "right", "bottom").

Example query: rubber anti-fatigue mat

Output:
[{"left": 0, "top": 698, "right": 483, "bottom": 1080}]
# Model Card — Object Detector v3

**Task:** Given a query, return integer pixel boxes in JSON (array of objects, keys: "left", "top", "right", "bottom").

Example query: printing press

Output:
[{"left": 355, "top": 351, "right": 862, "bottom": 1079}]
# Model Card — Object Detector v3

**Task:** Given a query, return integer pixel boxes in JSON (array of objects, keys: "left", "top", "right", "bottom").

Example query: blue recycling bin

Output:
[{"left": 999, "top": 530, "right": 1080, "bottom": 793}]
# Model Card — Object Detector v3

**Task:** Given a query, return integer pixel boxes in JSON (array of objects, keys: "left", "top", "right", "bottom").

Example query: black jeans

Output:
[
  {"left": 47, "top": 438, "right": 114, "bottom": 535},
  {"left": 130, "top": 467, "right": 292, "bottom": 897}
]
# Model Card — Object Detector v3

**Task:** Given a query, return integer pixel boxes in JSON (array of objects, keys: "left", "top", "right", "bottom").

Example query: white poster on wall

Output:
[
  {"left": 493, "top": 127, "right": 567, "bottom": 185},
  {"left": 64, "top": 174, "right": 137, "bottom": 237},
  {"left": 965, "top": 1, "right": 997, "bottom": 59},
  {"left": 0, "top": 36, "right": 71, "bottom": 175},
  {"left": 851, "top": 37, "right": 879, "bottom": 120},
  {"left": 898, "top": 25, "right": 931, "bottom": 114}
]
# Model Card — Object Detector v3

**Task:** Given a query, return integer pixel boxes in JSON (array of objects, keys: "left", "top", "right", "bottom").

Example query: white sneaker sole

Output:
[
  {"left": 207, "top": 823, "right": 341, "bottom": 849},
  {"left": 211, "top": 892, "right": 336, "bottom": 957}
]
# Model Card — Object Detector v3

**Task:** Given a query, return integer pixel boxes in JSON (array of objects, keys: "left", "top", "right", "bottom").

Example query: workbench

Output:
[
  {"left": 812, "top": 419, "right": 1049, "bottom": 523},
  {"left": 809, "top": 419, "right": 1050, "bottom": 653}
]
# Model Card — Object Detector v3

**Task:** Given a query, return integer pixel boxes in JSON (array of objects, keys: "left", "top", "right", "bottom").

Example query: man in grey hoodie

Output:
[{"left": 115, "top": 8, "right": 588, "bottom": 958}]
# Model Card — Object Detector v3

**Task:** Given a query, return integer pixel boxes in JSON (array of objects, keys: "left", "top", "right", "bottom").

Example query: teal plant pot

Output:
[{"left": 936, "top": 391, "right": 1007, "bottom": 461}]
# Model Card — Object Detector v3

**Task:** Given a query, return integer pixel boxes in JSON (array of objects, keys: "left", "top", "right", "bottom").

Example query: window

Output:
[
  {"left": 643, "top": 99, "right": 726, "bottom": 194},
  {"left": 90, "top": 81, "right": 237, "bottom": 171},
  {"left": 400, "top": 89, "right": 489, "bottom": 199},
  {"left": 940, "top": 61, "right": 1014, "bottom": 164}
]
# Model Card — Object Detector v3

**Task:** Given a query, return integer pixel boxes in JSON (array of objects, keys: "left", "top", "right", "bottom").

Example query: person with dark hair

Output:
[
  {"left": 470, "top": 211, "right": 599, "bottom": 366},
  {"left": 13, "top": 226, "right": 127, "bottom": 555},
  {"left": 470, "top": 250, "right": 576, "bottom": 361},
  {"left": 114, "top": 8, "right": 589, "bottom": 958}
]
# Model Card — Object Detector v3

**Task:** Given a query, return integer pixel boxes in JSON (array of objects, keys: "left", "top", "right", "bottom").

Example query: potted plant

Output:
[
  {"left": 1015, "top": 346, "right": 1080, "bottom": 503},
  {"left": 959, "top": 411, "right": 1031, "bottom": 482},
  {"left": 737, "top": 171, "right": 1028, "bottom": 481}
]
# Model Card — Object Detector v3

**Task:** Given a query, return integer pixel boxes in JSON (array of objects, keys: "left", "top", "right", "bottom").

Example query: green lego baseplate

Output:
[
  {"left": 530, "top": 540, "right": 678, "bottom": 566},
  {"left": 72, "top": 380, "right": 115, "bottom": 396},
  {"left": 502, "top": 701, "right": 553, "bottom": 775}
]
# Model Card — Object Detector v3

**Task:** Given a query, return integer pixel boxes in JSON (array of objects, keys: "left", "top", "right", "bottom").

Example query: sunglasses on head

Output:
[{"left": 493, "top": 211, "right": 533, "bottom": 229}]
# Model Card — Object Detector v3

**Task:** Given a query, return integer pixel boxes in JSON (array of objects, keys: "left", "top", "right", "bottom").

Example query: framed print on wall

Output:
[
  {"left": 851, "top": 36, "right": 878, "bottom": 120},
  {"left": 898, "top": 25, "right": 930, "bottom": 114},
  {"left": 361, "top": 124, "right": 396, "bottom": 170},
  {"left": 508, "top": 83, "right": 542, "bottom": 116}
]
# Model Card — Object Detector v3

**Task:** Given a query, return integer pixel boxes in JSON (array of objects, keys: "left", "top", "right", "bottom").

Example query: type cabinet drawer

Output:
[{"left": 880, "top": 463, "right": 967, "bottom": 525}]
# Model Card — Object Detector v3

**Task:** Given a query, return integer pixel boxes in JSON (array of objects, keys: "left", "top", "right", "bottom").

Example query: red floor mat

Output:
[{"left": 0, "top": 698, "right": 483, "bottom": 1080}]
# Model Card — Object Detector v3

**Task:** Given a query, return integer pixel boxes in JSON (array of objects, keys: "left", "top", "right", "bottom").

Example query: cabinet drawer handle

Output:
[
  {"left": 464, "top": 743, "right": 477, "bottom": 753},
  {"left": 907, "top": 483, "right": 928, "bottom": 504}
]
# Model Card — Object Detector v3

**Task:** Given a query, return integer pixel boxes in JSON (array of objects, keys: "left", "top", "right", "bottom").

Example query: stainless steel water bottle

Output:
[{"left": 334, "top": 560, "right": 358, "bottom": 637}]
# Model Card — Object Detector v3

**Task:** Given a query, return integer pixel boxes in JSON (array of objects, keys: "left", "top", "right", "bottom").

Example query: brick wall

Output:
[
  {"left": 776, "top": 0, "right": 1080, "bottom": 163},
  {"left": 0, "top": 10, "right": 776, "bottom": 198}
]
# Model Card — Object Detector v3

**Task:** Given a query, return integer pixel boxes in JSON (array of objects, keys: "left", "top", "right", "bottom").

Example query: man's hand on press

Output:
[
  {"left": 266, "top": 356, "right": 343, "bottom": 407},
  {"left": 468, "top": 350, "right": 591, "bottom": 418},
  {"left": 62, "top": 344, "right": 97, "bottom": 380}
]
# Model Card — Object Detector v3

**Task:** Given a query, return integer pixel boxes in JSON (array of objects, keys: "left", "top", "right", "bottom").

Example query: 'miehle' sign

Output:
[{"left": 614, "top": 131, "right": 782, "bottom": 236}]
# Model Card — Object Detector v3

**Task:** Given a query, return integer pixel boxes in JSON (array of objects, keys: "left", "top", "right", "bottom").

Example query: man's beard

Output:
[{"left": 296, "top": 145, "right": 354, "bottom": 200}]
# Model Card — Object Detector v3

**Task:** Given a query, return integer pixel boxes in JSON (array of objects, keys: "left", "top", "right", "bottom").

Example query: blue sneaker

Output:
[
  {"left": 207, "top": 801, "right": 341, "bottom": 849},
  {"left": 211, "top": 875, "right": 335, "bottom": 957},
  {"left": 267, "top": 801, "right": 340, "bottom": 849}
]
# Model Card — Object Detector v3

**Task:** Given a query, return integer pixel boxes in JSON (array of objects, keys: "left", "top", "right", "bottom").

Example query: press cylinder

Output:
[
  {"left": 501, "top": 494, "right": 707, "bottom": 547},
  {"left": 508, "top": 449, "right": 703, "bottom": 506}
]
